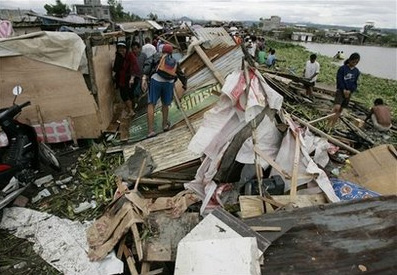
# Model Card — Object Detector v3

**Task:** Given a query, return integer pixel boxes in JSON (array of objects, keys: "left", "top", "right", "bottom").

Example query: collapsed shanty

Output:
[{"left": 1, "top": 26, "right": 396, "bottom": 274}]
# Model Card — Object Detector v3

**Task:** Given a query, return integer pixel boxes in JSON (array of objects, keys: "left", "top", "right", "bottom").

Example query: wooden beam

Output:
[
  {"left": 291, "top": 114, "right": 360, "bottom": 154},
  {"left": 131, "top": 223, "right": 143, "bottom": 261},
  {"left": 192, "top": 38, "right": 225, "bottom": 86}
]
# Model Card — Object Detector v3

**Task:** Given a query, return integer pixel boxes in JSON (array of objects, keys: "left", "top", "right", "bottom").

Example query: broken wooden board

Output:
[
  {"left": 244, "top": 195, "right": 397, "bottom": 274},
  {"left": 340, "top": 144, "right": 397, "bottom": 195},
  {"left": 239, "top": 195, "right": 264, "bottom": 219},
  {"left": 143, "top": 212, "right": 199, "bottom": 262}
]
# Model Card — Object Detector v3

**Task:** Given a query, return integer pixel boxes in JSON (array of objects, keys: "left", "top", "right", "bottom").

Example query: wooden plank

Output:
[
  {"left": 122, "top": 244, "right": 139, "bottom": 275},
  {"left": 140, "top": 262, "right": 151, "bottom": 275},
  {"left": 239, "top": 195, "right": 265, "bottom": 219},
  {"left": 131, "top": 223, "right": 143, "bottom": 261},
  {"left": 271, "top": 194, "right": 327, "bottom": 208},
  {"left": 250, "top": 226, "right": 282, "bottom": 232}
]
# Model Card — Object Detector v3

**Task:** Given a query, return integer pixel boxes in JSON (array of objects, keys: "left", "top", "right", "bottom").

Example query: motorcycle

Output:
[{"left": 0, "top": 85, "right": 61, "bottom": 209}]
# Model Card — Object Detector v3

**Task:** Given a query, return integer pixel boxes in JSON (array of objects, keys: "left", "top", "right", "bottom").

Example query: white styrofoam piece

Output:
[{"left": 175, "top": 237, "right": 261, "bottom": 275}]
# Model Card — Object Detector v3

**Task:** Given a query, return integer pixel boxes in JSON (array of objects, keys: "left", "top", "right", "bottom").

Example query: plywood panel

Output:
[
  {"left": 0, "top": 55, "right": 101, "bottom": 139},
  {"left": 93, "top": 44, "right": 117, "bottom": 132}
]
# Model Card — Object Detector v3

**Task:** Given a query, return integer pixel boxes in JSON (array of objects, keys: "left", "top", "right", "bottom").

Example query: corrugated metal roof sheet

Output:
[
  {"left": 120, "top": 20, "right": 162, "bottom": 33},
  {"left": 192, "top": 27, "right": 236, "bottom": 47},
  {"left": 181, "top": 45, "right": 244, "bottom": 92}
]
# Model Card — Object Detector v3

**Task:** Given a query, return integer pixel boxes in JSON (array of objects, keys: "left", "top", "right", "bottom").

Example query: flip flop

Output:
[
  {"left": 163, "top": 121, "right": 171, "bottom": 132},
  {"left": 147, "top": 132, "right": 157, "bottom": 139}
]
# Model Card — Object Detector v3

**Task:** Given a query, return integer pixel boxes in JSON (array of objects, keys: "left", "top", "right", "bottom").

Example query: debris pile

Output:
[{"left": 1, "top": 26, "right": 396, "bottom": 274}]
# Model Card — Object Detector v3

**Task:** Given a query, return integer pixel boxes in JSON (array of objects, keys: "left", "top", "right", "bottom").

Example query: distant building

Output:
[
  {"left": 291, "top": 32, "right": 313, "bottom": 42},
  {"left": 261, "top": 16, "right": 281, "bottom": 31},
  {"left": 75, "top": 0, "right": 110, "bottom": 20}
]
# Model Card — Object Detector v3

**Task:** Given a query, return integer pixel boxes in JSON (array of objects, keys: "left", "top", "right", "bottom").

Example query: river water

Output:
[{"left": 296, "top": 42, "right": 397, "bottom": 80}]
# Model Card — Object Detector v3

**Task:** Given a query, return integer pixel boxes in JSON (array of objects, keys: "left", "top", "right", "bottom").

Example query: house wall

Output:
[{"left": 0, "top": 55, "right": 103, "bottom": 139}]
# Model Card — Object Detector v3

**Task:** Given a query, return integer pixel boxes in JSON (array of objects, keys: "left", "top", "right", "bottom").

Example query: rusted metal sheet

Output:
[{"left": 244, "top": 196, "right": 397, "bottom": 274}]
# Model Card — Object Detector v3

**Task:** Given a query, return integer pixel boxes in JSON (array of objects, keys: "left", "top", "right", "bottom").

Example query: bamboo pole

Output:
[{"left": 308, "top": 113, "right": 336, "bottom": 124}]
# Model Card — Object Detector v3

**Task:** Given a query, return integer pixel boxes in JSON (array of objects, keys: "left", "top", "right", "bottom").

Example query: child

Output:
[
  {"left": 328, "top": 52, "right": 360, "bottom": 128},
  {"left": 365, "top": 98, "right": 392, "bottom": 131}
]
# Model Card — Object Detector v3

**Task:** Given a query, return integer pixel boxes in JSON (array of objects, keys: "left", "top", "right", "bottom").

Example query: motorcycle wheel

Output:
[{"left": 39, "top": 143, "right": 61, "bottom": 171}]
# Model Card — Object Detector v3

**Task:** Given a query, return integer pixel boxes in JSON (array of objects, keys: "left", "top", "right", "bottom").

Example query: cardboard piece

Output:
[{"left": 340, "top": 144, "right": 397, "bottom": 195}]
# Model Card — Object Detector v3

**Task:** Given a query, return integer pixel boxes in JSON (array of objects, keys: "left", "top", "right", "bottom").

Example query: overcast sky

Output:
[{"left": 2, "top": 0, "right": 396, "bottom": 29}]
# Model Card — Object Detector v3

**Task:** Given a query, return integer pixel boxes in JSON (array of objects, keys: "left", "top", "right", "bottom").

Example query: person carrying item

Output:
[
  {"left": 113, "top": 41, "right": 140, "bottom": 118},
  {"left": 328, "top": 52, "right": 361, "bottom": 128},
  {"left": 365, "top": 98, "right": 392, "bottom": 131},
  {"left": 141, "top": 44, "right": 187, "bottom": 138},
  {"left": 302, "top": 54, "right": 320, "bottom": 97}
]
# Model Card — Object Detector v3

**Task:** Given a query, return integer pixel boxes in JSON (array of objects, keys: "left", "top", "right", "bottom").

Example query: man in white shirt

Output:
[
  {"left": 142, "top": 37, "right": 157, "bottom": 59},
  {"left": 303, "top": 54, "right": 320, "bottom": 97}
]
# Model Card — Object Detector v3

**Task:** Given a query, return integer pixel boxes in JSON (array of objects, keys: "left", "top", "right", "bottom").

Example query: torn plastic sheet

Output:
[
  {"left": 236, "top": 115, "right": 283, "bottom": 168},
  {"left": 0, "top": 207, "right": 124, "bottom": 275},
  {"left": 269, "top": 119, "right": 339, "bottom": 202},
  {"left": 188, "top": 69, "right": 283, "bottom": 158}
]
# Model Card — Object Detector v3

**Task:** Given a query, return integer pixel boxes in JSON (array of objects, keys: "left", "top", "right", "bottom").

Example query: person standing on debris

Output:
[
  {"left": 113, "top": 42, "right": 140, "bottom": 118},
  {"left": 329, "top": 52, "right": 361, "bottom": 128},
  {"left": 302, "top": 54, "right": 320, "bottom": 97},
  {"left": 365, "top": 98, "right": 392, "bottom": 131},
  {"left": 248, "top": 35, "right": 258, "bottom": 60},
  {"left": 142, "top": 37, "right": 157, "bottom": 59},
  {"left": 141, "top": 44, "right": 187, "bottom": 138}
]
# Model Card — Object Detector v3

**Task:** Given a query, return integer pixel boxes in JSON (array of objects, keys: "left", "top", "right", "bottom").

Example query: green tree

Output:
[
  {"left": 44, "top": 0, "right": 70, "bottom": 17},
  {"left": 147, "top": 12, "right": 158, "bottom": 21},
  {"left": 108, "top": 0, "right": 141, "bottom": 22}
]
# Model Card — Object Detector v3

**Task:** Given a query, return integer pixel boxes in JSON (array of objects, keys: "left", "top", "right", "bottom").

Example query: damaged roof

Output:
[{"left": 244, "top": 195, "right": 397, "bottom": 274}]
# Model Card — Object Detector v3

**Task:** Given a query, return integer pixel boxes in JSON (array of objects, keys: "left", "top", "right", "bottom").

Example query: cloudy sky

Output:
[{"left": 2, "top": 0, "right": 396, "bottom": 29}]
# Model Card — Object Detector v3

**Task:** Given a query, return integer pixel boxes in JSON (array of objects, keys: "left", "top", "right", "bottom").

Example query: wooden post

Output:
[
  {"left": 290, "top": 132, "right": 301, "bottom": 200},
  {"left": 85, "top": 36, "right": 99, "bottom": 96},
  {"left": 66, "top": 116, "right": 78, "bottom": 146},
  {"left": 173, "top": 88, "right": 196, "bottom": 136},
  {"left": 36, "top": 105, "right": 48, "bottom": 143},
  {"left": 243, "top": 62, "right": 263, "bottom": 196},
  {"left": 134, "top": 158, "right": 147, "bottom": 192}
]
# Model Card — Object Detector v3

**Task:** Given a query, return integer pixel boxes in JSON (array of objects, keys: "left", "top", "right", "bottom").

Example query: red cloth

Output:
[{"left": 118, "top": 52, "right": 140, "bottom": 87}]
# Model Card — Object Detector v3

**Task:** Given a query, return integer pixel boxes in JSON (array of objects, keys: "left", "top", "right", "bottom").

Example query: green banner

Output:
[{"left": 128, "top": 84, "right": 221, "bottom": 143}]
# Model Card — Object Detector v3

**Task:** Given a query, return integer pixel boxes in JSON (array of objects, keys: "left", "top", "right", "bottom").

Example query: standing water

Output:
[{"left": 297, "top": 42, "right": 397, "bottom": 80}]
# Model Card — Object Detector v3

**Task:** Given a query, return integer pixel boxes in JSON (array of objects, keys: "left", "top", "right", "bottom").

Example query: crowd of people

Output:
[
  {"left": 112, "top": 28, "right": 392, "bottom": 141},
  {"left": 112, "top": 36, "right": 187, "bottom": 139}
]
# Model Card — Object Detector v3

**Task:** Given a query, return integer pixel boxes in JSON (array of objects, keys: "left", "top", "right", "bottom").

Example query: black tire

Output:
[{"left": 38, "top": 143, "right": 61, "bottom": 171}]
